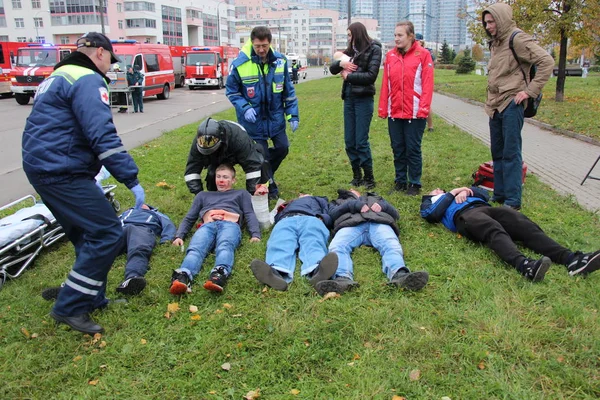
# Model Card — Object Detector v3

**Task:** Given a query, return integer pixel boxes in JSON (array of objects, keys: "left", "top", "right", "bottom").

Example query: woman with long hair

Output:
[
  {"left": 330, "top": 22, "right": 382, "bottom": 189},
  {"left": 379, "top": 21, "right": 434, "bottom": 196}
]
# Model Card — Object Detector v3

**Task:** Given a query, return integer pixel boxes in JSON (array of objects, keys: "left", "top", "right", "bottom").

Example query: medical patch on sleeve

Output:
[{"left": 99, "top": 87, "right": 110, "bottom": 105}]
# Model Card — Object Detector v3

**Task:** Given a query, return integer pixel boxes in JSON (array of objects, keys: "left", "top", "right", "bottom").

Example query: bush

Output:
[
  {"left": 456, "top": 55, "right": 476, "bottom": 74},
  {"left": 435, "top": 64, "right": 457, "bottom": 70}
]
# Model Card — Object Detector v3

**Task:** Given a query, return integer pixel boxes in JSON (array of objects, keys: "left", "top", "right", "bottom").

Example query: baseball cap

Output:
[
  {"left": 415, "top": 33, "right": 424, "bottom": 41},
  {"left": 76, "top": 32, "right": 121, "bottom": 64}
]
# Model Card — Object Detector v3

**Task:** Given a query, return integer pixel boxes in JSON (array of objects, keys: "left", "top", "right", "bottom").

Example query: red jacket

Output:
[{"left": 378, "top": 41, "right": 434, "bottom": 119}]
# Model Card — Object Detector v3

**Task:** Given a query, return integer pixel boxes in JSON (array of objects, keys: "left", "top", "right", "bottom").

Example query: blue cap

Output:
[{"left": 415, "top": 33, "right": 424, "bottom": 40}]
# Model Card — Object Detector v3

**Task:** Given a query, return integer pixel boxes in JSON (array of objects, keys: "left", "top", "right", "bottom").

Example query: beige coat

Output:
[{"left": 483, "top": 3, "right": 554, "bottom": 117}]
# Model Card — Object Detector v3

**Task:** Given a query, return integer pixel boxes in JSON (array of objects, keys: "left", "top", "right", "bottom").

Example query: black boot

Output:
[
  {"left": 349, "top": 166, "right": 363, "bottom": 186},
  {"left": 362, "top": 166, "right": 376, "bottom": 190}
]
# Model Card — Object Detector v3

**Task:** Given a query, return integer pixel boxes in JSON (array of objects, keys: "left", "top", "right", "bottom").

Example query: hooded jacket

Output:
[
  {"left": 22, "top": 52, "right": 139, "bottom": 189},
  {"left": 274, "top": 195, "right": 333, "bottom": 228},
  {"left": 329, "top": 190, "right": 400, "bottom": 235},
  {"left": 225, "top": 40, "right": 299, "bottom": 141},
  {"left": 378, "top": 40, "right": 434, "bottom": 119},
  {"left": 329, "top": 40, "right": 382, "bottom": 100},
  {"left": 119, "top": 206, "right": 176, "bottom": 244},
  {"left": 184, "top": 120, "right": 266, "bottom": 194},
  {"left": 483, "top": 3, "right": 554, "bottom": 117},
  {"left": 419, "top": 187, "right": 489, "bottom": 232}
]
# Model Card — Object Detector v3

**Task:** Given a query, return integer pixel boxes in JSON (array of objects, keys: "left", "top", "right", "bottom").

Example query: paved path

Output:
[{"left": 432, "top": 92, "right": 600, "bottom": 213}]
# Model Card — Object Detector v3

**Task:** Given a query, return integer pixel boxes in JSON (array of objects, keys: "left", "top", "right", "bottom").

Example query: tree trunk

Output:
[{"left": 555, "top": 28, "right": 568, "bottom": 102}]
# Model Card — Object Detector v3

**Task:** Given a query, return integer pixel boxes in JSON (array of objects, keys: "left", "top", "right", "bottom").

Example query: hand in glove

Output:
[
  {"left": 244, "top": 108, "right": 257, "bottom": 123},
  {"left": 130, "top": 184, "right": 145, "bottom": 209},
  {"left": 289, "top": 120, "right": 299, "bottom": 132}
]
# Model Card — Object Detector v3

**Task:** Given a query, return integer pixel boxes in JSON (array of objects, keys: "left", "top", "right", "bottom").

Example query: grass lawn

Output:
[
  {"left": 434, "top": 69, "right": 600, "bottom": 141},
  {"left": 1, "top": 77, "right": 599, "bottom": 399}
]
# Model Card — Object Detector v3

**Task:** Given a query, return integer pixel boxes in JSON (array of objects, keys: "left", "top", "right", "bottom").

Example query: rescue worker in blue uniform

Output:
[
  {"left": 226, "top": 26, "right": 299, "bottom": 201},
  {"left": 22, "top": 32, "right": 145, "bottom": 335}
]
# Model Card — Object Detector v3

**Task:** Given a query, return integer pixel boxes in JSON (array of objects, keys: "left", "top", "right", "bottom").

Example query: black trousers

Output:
[{"left": 455, "top": 206, "right": 571, "bottom": 268}]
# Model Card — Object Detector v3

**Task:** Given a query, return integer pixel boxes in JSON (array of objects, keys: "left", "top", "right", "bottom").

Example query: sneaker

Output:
[
  {"left": 388, "top": 269, "right": 429, "bottom": 290},
  {"left": 203, "top": 266, "right": 228, "bottom": 292},
  {"left": 567, "top": 250, "right": 600, "bottom": 276},
  {"left": 521, "top": 257, "right": 551, "bottom": 282},
  {"left": 42, "top": 282, "right": 65, "bottom": 301},
  {"left": 315, "top": 276, "right": 359, "bottom": 296},
  {"left": 170, "top": 270, "right": 192, "bottom": 295},
  {"left": 250, "top": 259, "right": 288, "bottom": 291},
  {"left": 308, "top": 252, "right": 338, "bottom": 287},
  {"left": 406, "top": 183, "right": 421, "bottom": 196},
  {"left": 116, "top": 276, "right": 146, "bottom": 295}
]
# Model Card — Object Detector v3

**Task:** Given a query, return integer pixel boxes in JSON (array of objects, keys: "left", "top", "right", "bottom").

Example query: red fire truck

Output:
[
  {"left": 10, "top": 43, "right": 77, "bottom": 105},
  {"left": 184, "top": 46, "right": 239, "bottom": 90},
  {"left": 0, "top": 42, "right": 23, "bottom": 98}
]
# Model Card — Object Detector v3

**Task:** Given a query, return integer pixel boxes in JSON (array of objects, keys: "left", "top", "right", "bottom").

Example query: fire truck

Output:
[
  {"left": 10, "top": 43, "right": 76, "bottom": 105},
  {"left": 184, "top": 46, "right": 239, "bottom": 90},
  {"left": 0, "top": 42, "right": 23, "bottom": 98}
]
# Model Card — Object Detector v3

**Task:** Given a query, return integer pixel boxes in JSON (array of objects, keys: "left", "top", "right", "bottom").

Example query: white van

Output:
[{"left": 286, "top": 53, "right": 308, "bottom": 80}]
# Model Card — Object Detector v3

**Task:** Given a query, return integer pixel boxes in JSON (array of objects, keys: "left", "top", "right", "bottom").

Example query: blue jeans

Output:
[
  {"left": 328, "top": 222, "right": 407, "bottom": 280},
  {"left": 265, "top": 215, "right": 330, "bottom": 282},
  {"left": 178, "top": 221, "right": 241, "bottom": 279},
  {"left": 489, "top": 100, "right": 524, "bottom": 207},
  {"left": 343, "top": 95, "right": 374, "bottom": 168},
  {"left": 121, "top": 224, "right": 156, "bottom": 279},
  {"left": 388, "top": 118, "right": 426, "bottom": 185}
]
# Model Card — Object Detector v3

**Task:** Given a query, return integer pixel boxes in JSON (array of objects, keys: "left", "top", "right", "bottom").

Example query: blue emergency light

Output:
[
  {"left": 191, "top": 47, "right": 211, "bottom": 51},
  {"left": 111, "top": 39, "right": 138, "bottom": 44},
  {"left": 27, "top": 43, "right": 55, "bottom": 47}
]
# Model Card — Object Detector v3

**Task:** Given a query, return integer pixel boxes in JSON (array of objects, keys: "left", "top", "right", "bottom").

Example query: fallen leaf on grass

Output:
[
  {"left": 98, "top": 341, "right": 107, "bottom": 348},
  {"left": 319, "top": 292, "right": 340, "bottom": 301},
  {"left": 156, "top": 181, "right": 175, "bottom": 190},
  {"left": 441, "top": 397, "right": 452, "bottom": 400},
  {"left": 31, "top": 333, "right": 38, "bottom": 339},
  {"left": 347, "top": 362, "right": 355, "bottom": 366},
  {"left": 20, "top": 327, "right": 30, "bottom": 339},
  {"left": 190, "top": 315, "right": 201, "bottom": 321},
  {"left": 262, "top": 287, "right": 268, "bottom": 293},
  {"left": 88, "top": 379, "right": 99, "bottom": 386},
  {"left": 223, "top": 303, "right": 233, "bottom": 309},
  {"left": 244, "top": 389, "right": 260, "bottom": 399},
  {"left": 73, "top": 355, "right": 82, "bottom": 362},
  {"left": 232, "top": 314, "right": 243, "bottom": 318},
  {"left": 477, "top": 361, "right": 486, "bottom": 370},
  {"left": 221, "top": 362, "right": 231, "bottom": 371},
  {"left": 209, "top": 391, "right": 217, "bottom": 394},
  {"left": 99, "top": 365, "right": 107, "bottom": 370},
  {"left": 353, "top": 353, "right": 360, "bottom": 360},
  {"left": 167, "top": 302, "right": 180, "bottom": 313},
  {"left": 556, "top": 356, "right": 565, "bottom": 363},
  {"left": 140, "top": 339, "right": 147, "bottom": 345},
  {"left": 189, "top": 305, "right": 198, "bottom": 313},
  {"left": 290, "top": 389, "right": 300, "bottom": 395},
  {"left": 409, "top": 369, "right": 421, "bottom": 381},
  {"left": 92, "top": 333, "right": 102, "bottom": 344},
  {"left": 392, "top": 396, "right": 406, "bottom": 400}
]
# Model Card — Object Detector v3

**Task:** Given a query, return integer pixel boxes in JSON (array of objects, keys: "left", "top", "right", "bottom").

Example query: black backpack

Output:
[{"left": 509, "top": 31, "right": 542, "bottom": 118}]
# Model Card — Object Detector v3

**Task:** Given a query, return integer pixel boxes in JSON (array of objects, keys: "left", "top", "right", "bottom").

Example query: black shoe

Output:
[
  {"left": 362, "top": 166, "right": 376, "bottom": 190},
  {"left": 406, "top": 183, "right": 421, "bottom": 196},
  {"left": 388, "top": 269, "right": 429, "bottom": 290},
  {"left": 268, "top": 192, "right": 279, "bottom": 201},
  {"left": 203, "top": 266, "right": 228, "bottom": 292},
  {"left": 42, "top": 283, "right": 64, "bottom": 301},
  {"left": 170, "top": 270, "right": 192, "bottom": 295},
  {"left": 116, "top": 276, "right": 146, "bottom": 295},
  {"left": 490, "top": 196, "right": 505, "bottom": 204},
  {"left": 567, "top": 250, "right": 600, "bottom": 276},
  {"left": 250, "top": 259, "right": 288, "bottom": 291},
  {"left": 315, "top": 276, "right": 359, "bottom": 296},
  {"left": 349, "top": 166, "right": 363, "bottom": 186},
  {"left": 393, "top": 182, "right": 407, "bottom": 192},
  {"left": 308, "top": 252, "right": 338, "bottom": 287},
  {"left": 50, "top": 310, "right": 104, "bottom": 335},
  {"left": 502, "top": 204, "right": 521, "bottom": 211},
  {"left": 521, "top": 257, "right": 551, "bottom": 282}
]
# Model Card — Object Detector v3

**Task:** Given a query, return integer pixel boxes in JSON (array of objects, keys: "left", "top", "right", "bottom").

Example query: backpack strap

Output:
[{"left": 509, "top": 30, "right": 529, "bottom": 84}]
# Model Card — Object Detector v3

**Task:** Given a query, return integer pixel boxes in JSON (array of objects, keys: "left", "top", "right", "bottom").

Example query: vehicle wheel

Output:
[
  {"left": 15, "top": 94, "right": 30, "bottom": 105},
  {"left": 218, "top": 77, "right": 224, "bottom": 89},
  {"left": 189, "top": 85, "right": 195, "bottom": 90},
  {"left": 179, "top": 76, "right": 186, "bottom": 88},
  {"left": 157, "top": 84, "right": 170, "bottom": 100},
  {"left": 0, "top": 93, "right": 13, "bottom": 98}
]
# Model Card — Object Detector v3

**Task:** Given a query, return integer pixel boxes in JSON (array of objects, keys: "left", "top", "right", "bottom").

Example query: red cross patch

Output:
[
  {"left": 99, "top": 87, "right": 110, "bottom": 105},
  {"left": 247, "top": 86, "right": 255, "bottom": 98}
]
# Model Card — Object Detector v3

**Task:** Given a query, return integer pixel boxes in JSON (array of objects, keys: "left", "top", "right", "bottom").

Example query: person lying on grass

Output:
[
  {"left": 170, "top": 164, "right": 261, "bottom": 295},
  {"left": 420, "top": 186, "right": 600, "bottom": 281},
  {"left": 315, "top": 188, "right": 429, "bottom": 296},
  {"left": 250, "top": 193, "right": 338, "bottom": 292}
]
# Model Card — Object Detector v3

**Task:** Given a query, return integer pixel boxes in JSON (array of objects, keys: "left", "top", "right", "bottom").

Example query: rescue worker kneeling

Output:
[{"left": 184, "top": 118, "right": 271, "bottom": 197}]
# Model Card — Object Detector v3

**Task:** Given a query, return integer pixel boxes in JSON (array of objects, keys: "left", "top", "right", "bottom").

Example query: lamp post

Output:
[
  {"left": 216, "top": 0, "right": 229, "bottom": 46},
  {"left": 34, "top": 10, "right": 50, "bottom": 43}
]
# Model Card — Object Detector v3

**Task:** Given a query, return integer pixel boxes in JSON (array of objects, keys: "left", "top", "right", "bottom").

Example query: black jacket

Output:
[
  {"left": 330, "top": 40, "right": 382, "bottom": 100},
  {"left": 329, "top": 190, "right": 400, "bottom": 235},
  {"left": 184, "top": 120, "right": 266, "bottom": 194}
]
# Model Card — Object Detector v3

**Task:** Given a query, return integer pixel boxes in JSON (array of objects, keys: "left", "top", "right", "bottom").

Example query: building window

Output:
[
  {"left": 51, "top": 15, "right": 108, "bottom": 26},
  {"left": 162, "top": 5, "right": 182, "bottom": 46},
  {"left": 126, "top": 18, "right": 156, "bottom": 28},
  {"left": 17, "top": 36, "right": 26, "bottom": 42},
  {"left": 60, "top": 35, "right": 69, "bottom": 44},
  {"left": 12, "top": 0, "right": 21, "bottom": 9},
  {"left": 34, "top": 17, "right": 43, "bottom": 28},
  {"left": 15, "top": 18, "right": 24, "bottom": 28},
  {"left": 35, "top": 36, "right": 45, "bottom": 43},
  {"left": 118, "top": 20, "right": 123, "bottom": 29},
  {"left": 202, "top": 13, "right": 217, "bottom": 45},
  {"left": 31, "top": 0, "right": 40, "bottom": 8},
  {"left": 0, "top": 35, "right": 9, "bottom": 41},
  {"left": 0, "top": 17, "right": 6, "bottom": 27},
  {"left": 117, "top": 2, "right": 121, "bottom": 12},
  {"left": 124, "top": 1, "right": 155, "bottom": 12}
]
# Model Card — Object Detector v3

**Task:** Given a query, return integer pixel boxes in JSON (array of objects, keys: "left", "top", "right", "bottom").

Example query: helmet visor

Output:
[{"left": 197, "top": 135, "right": 220, "bottom": 149}]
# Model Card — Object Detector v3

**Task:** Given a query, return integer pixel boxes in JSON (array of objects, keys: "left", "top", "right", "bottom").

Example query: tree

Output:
[
  {"left": 465, "top": 0, "right": 600, "bottom": 102},
  {"left": 440, "top": 40, "right": 453, "bottom": 64},
  {"left": 472, "top": 44, "right": 484, "bottom": 62},
  {"left": 450, "top": 48, "right": 457, "bottom": 64},
  {"left": 457, "top": 51, "right": 476, "bottom": 74}
]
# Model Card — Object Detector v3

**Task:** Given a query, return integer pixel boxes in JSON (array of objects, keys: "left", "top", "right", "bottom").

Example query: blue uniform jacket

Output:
[
  {"left": 225, "top": 41, "right": 299, "bottom": 141},
  {"left": 420, "top": 187, "right": 490, "bottom": 232},
  {"left": 274, "top": 195, "right": 332, "bottom": 228},
  {"left": 119, "top": 207, "right": 176, "bottom": 244},
  {"left": 22, "top": 52, "right": 139, "bottom": 189}
]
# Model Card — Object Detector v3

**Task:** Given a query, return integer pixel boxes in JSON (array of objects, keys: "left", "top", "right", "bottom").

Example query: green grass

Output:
[
  {"left": 1, "top": 77, "right": 599, "bottom": 399},
  {"left": 434, "top": 69, "right": 600, "bottom": 140}
]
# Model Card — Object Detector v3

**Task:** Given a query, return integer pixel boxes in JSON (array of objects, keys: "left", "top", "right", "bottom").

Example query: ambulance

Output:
[{"left": 286, "top": 53, "right": 308, "bottom": 80}]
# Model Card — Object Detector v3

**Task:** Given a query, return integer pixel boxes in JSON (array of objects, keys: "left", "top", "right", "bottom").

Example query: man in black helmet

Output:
[{"left": 184, "top": 118, "right": 270, "bottom": 196}]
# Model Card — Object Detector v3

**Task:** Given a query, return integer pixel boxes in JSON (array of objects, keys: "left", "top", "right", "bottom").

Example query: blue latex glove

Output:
[
  {"left": 244, "top": 108, "right": 257, "bottom": 123},
  {"left": 130, "top": 184, "right": 145, "bottom": 209},
  {"left": 290, "top": 120, "right": 299, "bottom": 132}
]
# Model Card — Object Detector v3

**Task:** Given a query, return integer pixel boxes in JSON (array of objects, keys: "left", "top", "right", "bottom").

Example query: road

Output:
[{"left": 0, "top": 67, "right": 325, "bottom": 205}]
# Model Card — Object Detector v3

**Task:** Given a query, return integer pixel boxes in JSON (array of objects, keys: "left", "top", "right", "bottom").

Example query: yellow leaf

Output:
[
  {"left": 392, "top": 396, "right": 406, "bottom": 400},
  {"left": 244, "top": 389, "right": 260, "bottom": 399},
  {"left": 261, "top": 287, "right": 268, "bottom": 293},
  {"left": 31, "top": 333, "right": 39, "bottom": 339},
  {"left": 73, "top": 355, "right": 83, "bottom": 362},
  {"left": 223, "top": 303, "right": 233, "bottom": 309},
  {"left": 167, "top": 302, "right": 180, "bottom": 313},
  {"left": 353, "top": 353, "right": 360, "bottom": 360},
  {"left": 191, "top": 315, "right": 201, "bottom": 321},
  {"left": 140, "top": 338, "right": 147, "bottom": 345},
  {"left": 290, "top": 389, "right": 300, "bottom": 395},
  {"left": 409, "top": 369, "right": 421, "bottom": 381},
  {"left": 98, "top": 341, "right": 107, "bottom": 348},
  {"left": 88, "top": 379, "right": 99, "bottom": 386},
  {"left": 209, "top": 391, "right": 217, "bottom": 394},
  {"left": 215, "top": 309, "right": 223, "bottom": 314},
  {"left": 20, "top": 327, "right": 31, "bottom": 339},
  {"left": 347, "top": 362, "right": 355, "bottom": 366},
  {"left": 189, "top": 305, "right": 198, "bottom": 313},
  {"left": 164, "top": 311, "right": 171, "bottom": 319},
  {"left": 477, "top": 361, "right": 486, "bottom": 370},
  {"left": 221, "top": 362, "right": 231, "bottom": 371},
  {"left": 320, "top": 292, "right": 340, "bottom": 301},
  {"left": 99, "top": 365, "right": 108, "bottom": 370}
]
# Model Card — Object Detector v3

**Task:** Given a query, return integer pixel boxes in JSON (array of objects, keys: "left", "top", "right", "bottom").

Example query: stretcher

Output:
[{"left": 0, "top": 184, "right": 119, "bottom": 291}]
